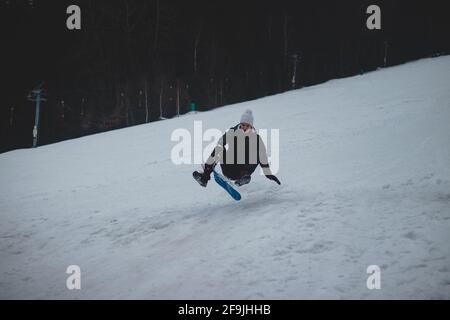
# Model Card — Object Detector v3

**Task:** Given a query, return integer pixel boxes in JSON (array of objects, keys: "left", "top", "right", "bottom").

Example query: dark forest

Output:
[{"left": 1, "top": 0, "right": 449, "bottom": 153}]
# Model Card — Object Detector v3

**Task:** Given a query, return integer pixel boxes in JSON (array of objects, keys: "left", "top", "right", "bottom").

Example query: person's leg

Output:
[
  {"left": 220, "top": 163, "right": 242, "bottom": 181},
  {"left": 234, "top": 164, "right": 258, "bottom": 186},
  {"left": 193, "top": 150, "right": 225, "bottom": 187},
  {"left": 244, "top": 164, "right": 258, "bottom": 176},
  {"left": 193, "top": 162, "right": 215, "bottom": 187}
]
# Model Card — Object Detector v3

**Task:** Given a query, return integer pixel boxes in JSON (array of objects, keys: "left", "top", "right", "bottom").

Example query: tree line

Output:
[{"left": 2, "top": 0, "right": 449, "bottom": 152}]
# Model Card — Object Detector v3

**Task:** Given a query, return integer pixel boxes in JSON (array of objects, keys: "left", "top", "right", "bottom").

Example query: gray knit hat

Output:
[{"left": 240, "top": 109, "right": 254, "bottom": 126}]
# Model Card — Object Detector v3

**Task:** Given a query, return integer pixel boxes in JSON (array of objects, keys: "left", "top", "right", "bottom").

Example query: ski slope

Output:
[{"left": 1, "top": 56, "right": 450, "bottom": 299}]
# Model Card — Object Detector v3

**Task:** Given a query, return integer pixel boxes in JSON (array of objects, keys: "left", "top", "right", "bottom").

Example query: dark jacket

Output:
[{"left": 206, "top": 124, "right": 272, "bottom": 179}]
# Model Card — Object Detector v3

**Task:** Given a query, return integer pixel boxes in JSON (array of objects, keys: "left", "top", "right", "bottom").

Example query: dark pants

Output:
[{"left": 220, "top": 163, "right": 258, "bottom": 180}]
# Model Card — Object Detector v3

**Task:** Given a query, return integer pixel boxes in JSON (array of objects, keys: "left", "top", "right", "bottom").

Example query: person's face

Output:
[{"left": 239, "top": 123, "right": 251, "bottom": 132}]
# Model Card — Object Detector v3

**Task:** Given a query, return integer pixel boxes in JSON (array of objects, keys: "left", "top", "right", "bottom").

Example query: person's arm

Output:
[
  {"left": 258, "top": 136, "right": 281, "bottom": 185},
  {"left": 205, "top": 132, "right": 227, "bottom": 166}
]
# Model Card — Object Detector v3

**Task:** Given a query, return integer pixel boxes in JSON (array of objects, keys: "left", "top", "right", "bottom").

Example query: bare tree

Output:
[{"left": 194, "top": 22, "right": 202, "bottom": 73}]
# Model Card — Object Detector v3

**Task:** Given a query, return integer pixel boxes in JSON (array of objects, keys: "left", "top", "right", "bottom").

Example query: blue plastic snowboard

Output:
[{"left": 213, "top": 170, "right": 241, "bottom": 201}]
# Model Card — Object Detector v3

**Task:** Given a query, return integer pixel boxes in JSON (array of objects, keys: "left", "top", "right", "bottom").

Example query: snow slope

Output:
[{"left": 1, "top": 56, "right": 450, "bottom": 299}]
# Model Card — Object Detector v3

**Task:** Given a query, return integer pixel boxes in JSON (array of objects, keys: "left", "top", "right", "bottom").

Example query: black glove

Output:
[{"left": 266, "top": 175, "right": 281, "bottom": 185}]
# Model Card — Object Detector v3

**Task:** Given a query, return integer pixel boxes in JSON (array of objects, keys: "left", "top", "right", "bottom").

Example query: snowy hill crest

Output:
[{"left": 1, "top": 56, "right": 450, "bottom": 299}]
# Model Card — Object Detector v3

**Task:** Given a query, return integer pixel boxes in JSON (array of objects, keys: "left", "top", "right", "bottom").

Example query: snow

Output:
[{"left": 1, "top": 56, "right": 450, "bottom": 299}]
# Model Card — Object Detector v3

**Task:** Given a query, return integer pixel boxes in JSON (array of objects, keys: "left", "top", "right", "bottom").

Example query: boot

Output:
[{"left": 193, "top": 163, "right": 214, "bottom": 187}]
